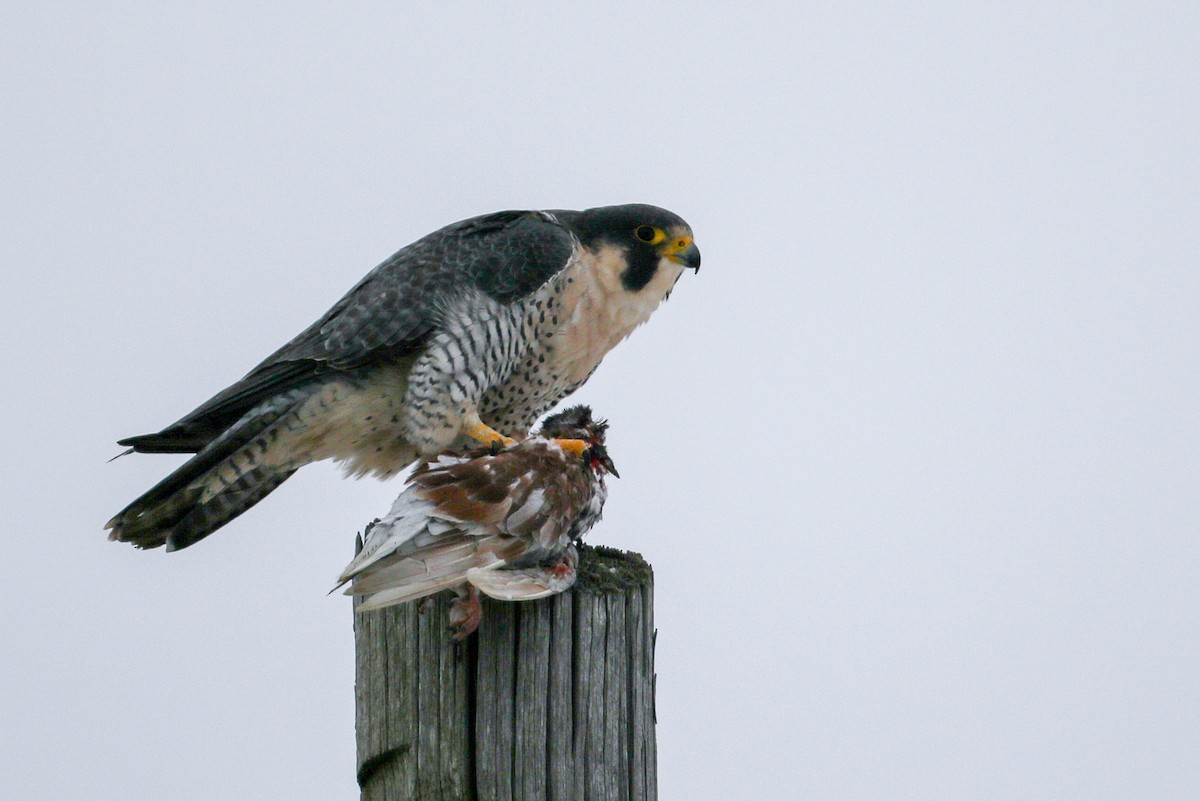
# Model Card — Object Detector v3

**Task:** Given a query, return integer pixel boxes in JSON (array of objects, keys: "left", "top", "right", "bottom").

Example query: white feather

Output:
[
  {"left": 466, "top": 560, "right": 577, "bottom": 601},
  {"left": 356, "top": 575, "right": 466, "bottom": 611},
  {"left": 336, "top": 492, "right": 439, "bottom": 582},
  {"left": 504, "top": 487, "right": 546, "bottom": 531}
]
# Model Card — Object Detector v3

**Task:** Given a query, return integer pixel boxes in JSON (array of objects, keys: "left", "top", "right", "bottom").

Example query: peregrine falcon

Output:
[
  {"left": 107, "top": 204, "right": 697, "bottom": 551},
  {"left": 337, "top": 405, "right": 615, "bottom": 638}
]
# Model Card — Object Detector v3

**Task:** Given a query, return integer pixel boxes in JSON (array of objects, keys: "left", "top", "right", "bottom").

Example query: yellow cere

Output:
[{"left": 662, "top": 234, "right": 693, "bottom": 255}]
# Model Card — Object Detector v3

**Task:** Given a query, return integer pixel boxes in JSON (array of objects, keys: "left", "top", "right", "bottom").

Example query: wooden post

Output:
[{"left": 354, "top": 544, "right": 657, "bottom": 801}]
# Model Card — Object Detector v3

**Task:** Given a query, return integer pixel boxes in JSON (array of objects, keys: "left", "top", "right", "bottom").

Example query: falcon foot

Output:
[
  {"left": 464, "top": 420, "right": 517, "bottom": 450},
  {"left": 448, "top": 585, "right": 482, "bottom": 640},
  {"left": 553, "top": 438, "right": 589, "bottom": 459}
]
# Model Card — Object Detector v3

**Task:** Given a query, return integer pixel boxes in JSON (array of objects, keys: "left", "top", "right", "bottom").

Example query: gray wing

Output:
[{"left": 121, "top": 210, "right": 577, "bottom": 452}]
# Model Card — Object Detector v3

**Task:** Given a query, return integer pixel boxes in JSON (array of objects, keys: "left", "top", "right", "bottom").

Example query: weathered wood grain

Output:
[{"left": 354, "top": 544, "right": 657, "bottom": 801}]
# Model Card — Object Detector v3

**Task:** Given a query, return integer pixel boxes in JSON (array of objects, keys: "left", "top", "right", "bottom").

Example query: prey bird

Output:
[
  {"left": 336, "top": 405, "right": 616, "bottom": 637},
  {"left": 107, "top": 205, "right": 697, "bottom": 550}
]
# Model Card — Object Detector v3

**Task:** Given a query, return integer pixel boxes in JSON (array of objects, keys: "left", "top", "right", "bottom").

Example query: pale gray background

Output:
[{"left": 3, "top": 3, "right": 1197, "bottom": 799}]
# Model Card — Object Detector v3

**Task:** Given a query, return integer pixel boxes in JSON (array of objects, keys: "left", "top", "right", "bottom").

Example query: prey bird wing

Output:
[
  {"left": 339, "top": 442, "right": 578, "bottom": 593},
  {"left": 341, "top": 404, "right": 614, "bottom": 633}
]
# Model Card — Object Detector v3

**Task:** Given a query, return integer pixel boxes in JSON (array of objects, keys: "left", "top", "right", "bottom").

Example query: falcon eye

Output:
[{"left": 634, "top": 225, "right": 659, "bottom": 243}]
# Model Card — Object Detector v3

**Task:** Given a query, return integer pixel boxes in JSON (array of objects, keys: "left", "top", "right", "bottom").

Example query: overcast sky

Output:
[{"left": 3, "top": 4, "right": 1198, "bottom": 800}]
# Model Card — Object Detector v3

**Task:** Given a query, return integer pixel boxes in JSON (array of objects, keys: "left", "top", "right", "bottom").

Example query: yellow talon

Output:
[
  {"left": 464, "top": 420, "right": 516, "bottom": 448},
  {"left": 555, "top": 438, "right": 589, "bottom": 459}
]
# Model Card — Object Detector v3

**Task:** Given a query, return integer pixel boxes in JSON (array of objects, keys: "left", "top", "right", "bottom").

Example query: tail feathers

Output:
[
  {"left": 345, "top": 538, "right": 505, "bottom": 612},
  {"left": 353, "top": 551, "right": 577, "bottom": 610},
  {"left": 166, "top": 466, "right": 298, "bottom": 551},
  {"left": 355, "top": 575, "right": 467, "bottom": 612},
  {"left": 107, "top": 396, "right": 305, "bottom": 550},
  {"left": 346, "top": 539, "right": 483, "bottom": 596}
]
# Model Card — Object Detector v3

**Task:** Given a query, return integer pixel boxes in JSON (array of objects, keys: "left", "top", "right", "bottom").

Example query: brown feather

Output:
[{"left": 344, "top": 430, "right": 609, "bottom": 620}]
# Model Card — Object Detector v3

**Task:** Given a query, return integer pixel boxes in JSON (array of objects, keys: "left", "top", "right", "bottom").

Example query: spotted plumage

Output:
[
  {"left": 337, "top": 405, "right": 615, "bottom": 637},
  {"left": 107, "top": 204, "right": 697, "bottom": 550}
]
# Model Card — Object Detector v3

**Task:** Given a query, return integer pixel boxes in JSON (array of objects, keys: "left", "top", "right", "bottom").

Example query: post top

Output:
[{"left": 574, "top": 544, "right": 653, "bottom": 594}]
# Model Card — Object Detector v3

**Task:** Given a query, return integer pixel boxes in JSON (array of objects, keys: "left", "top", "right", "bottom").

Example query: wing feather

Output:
[
  {"left": 340, "top": 437, "right": 597, "bottom": 608},
  {"left": 122, "top": 211, "right": 576, "bottom": 451}
]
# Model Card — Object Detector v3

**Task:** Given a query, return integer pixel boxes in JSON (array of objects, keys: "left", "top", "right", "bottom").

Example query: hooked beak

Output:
[
  {"left": 662, "top": 236, "right": 701, "bottom": 273},
  {"left": 599, "top": 452, "right": 619, "bottom": 479},
  {"left": 585, "top": 446, "right": 620, "bottom": 478}
]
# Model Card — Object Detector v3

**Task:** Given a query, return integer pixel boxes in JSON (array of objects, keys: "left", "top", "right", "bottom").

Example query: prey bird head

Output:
[{"left": 538, "top": 405, "right": 618, "bottom": 478}]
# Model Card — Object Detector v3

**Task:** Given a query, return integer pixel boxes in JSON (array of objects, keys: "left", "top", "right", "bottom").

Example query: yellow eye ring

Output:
[{"left": 635, "top": 225, "right": 665, "bottom": 245}]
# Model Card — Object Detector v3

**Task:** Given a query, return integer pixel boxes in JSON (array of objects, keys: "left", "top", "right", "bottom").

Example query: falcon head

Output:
[
  {"left": 538, "top": 405, "right": 618, "bottom": 478},
  {"left": 567, "top": 204, "right": 701, "bottom": 291}
]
